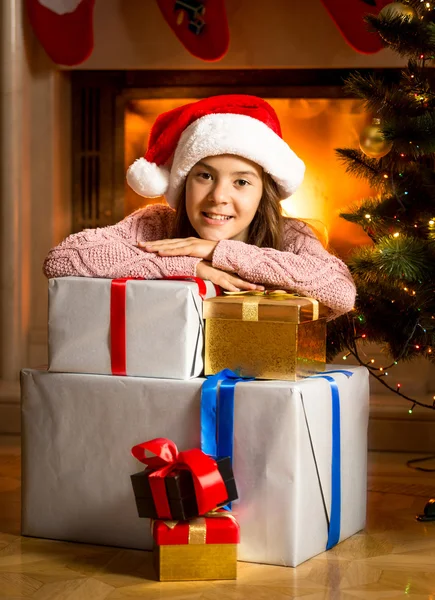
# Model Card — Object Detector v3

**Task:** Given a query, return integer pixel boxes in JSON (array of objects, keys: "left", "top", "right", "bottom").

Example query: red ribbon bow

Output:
[{"left": 131, "top": 437, "right": 228, "bottom": 519}]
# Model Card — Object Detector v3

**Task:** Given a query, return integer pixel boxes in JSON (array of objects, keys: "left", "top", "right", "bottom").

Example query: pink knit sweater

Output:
[{"left": 43, "top": 204, "right": 356, "bottom": 318}]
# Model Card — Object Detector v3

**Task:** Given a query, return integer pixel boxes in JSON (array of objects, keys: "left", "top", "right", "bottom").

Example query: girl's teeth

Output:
[{"left": 205, "top": 213, "right": 231, "bottom": 221}]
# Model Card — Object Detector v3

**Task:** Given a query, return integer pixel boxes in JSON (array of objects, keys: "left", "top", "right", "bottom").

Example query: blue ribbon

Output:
[
  {"left": 308, "top": 369, "right": 353, "bottom": 550},
  {"left": 200, "top": 369, "right": 253, "bottom": 510},
  {"left": 201, "top": 369, "right": 253, "bottom": 460}
]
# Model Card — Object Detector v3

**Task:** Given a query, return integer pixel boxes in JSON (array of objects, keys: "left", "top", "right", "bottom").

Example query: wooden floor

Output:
[{"left": 1, "top": 436, "right": 435, "bottom": 599}]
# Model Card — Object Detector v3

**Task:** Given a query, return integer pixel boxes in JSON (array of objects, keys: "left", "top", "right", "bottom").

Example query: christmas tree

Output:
[{"left": 328, "top": 1, "right": 435, "bottom": 411}]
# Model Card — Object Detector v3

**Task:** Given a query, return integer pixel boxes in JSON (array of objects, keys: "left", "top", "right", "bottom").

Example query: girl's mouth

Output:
[{"left": 202, "top": 212, "right": 234, "bottom": 224}]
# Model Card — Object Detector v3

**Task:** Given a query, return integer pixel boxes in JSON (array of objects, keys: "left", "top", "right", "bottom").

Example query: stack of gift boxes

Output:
[{"left": 20, "top": 275, "right": 370, "bottom": 577}]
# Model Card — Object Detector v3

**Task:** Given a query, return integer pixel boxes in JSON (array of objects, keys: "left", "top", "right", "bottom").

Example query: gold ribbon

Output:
[
  {"left": 152, "top": 509, "right": 237, "bottom": 545},
  {"left": 223, "top": 290, "right": 319, "bottom": 321}
]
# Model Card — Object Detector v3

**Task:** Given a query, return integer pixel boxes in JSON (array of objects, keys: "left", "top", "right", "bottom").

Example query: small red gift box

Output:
[{"left": 152, "top": 511, "right": 240, "bottom": 581}]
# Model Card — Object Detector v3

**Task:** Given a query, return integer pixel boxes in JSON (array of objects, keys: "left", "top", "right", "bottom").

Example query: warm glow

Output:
[{"left": 125, "top": 97, "right": 373, "bottom": 254}]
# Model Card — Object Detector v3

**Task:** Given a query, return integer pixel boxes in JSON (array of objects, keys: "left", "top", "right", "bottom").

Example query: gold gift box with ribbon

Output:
[
  {"left": 153, "top": 513, "right": 239, "bottom": 581},
  {"left": 203, "top": 291, "right": 328, "bottom": 380}
]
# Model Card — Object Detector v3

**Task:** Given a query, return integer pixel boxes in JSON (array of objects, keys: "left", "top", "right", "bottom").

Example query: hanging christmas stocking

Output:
[
  {"left": 156, "top": 0, "right": 229, "bottom": 62},
  {"left": 26, "top": 0, "right": 96, "bottom": 66},
  {"left": 320, "top": 0, "right": 391, "bottom": 54}
]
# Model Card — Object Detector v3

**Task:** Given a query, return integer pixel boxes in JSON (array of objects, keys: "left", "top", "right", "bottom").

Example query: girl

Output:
[{"left": 43, "top": 95, "right": 356, "bottom": 319}]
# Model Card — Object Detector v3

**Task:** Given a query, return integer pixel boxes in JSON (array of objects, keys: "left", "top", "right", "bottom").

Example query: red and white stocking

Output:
[
  {"left": 156, "top": 0, "right": 229, "bottom": 62},
  {"left": 26, "top": 0, "right": 95, "bottom": 66}
]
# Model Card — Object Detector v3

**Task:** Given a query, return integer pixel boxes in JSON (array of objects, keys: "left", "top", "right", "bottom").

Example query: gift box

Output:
[
  {"left": 21, "top": 365, "right": 369, "bottom": 566},
  {"left": 131, "top": 449, "right": 237, "bottom": 520},
  {"left": 48, "top": 276, "right": 218, "bottom": 379},
  {"left": 152, "top": 513, "right": 239, "bottom": 581},
  {"left": 203, "top": 292, "right": 328, "bottom": 380}
]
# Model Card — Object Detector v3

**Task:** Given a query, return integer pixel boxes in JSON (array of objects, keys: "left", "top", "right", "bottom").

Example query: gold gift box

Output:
[
  {"left": 203, "top": 293, "right": 327, "bottom": 380},
  {"left": 154, "top": 543, "right": 237, "bottom": 581}
]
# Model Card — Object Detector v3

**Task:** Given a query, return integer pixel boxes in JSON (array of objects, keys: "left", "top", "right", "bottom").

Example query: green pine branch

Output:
[
  {"left": 335, "top": 148, "right": 386, "bottom": 187},
  {"left": 365, "top": 13, "right": 435, "bottom": 58},
  {"left": 343, "top": 71, "right": 435, "bottom": 117}
]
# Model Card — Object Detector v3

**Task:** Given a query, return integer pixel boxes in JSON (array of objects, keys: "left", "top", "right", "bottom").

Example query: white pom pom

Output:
[{"left": 126, "top": 158, "right": 170, "bottom": 198}]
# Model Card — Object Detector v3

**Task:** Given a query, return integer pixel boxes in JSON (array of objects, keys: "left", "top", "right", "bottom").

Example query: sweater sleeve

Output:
[
  {"left": 211, "top": 219, "right": 356, "bottom": 319},
  {"left": 43, "top": 204, "right": 202, "bottom": 279}
]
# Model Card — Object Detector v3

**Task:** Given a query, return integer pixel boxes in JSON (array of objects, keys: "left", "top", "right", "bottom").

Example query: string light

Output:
[
  {"left": 342, "top": 352, "right": 351, "bottom": 360},
  {"left": 393, "top": 232, "right": 400, "bottom": 237},
  {"left": 370, "top": 359, "right": 375, "bottom": 364},
  {"left": 429, "top": 220, "right": 434, "bottom": 225},
  {"left": 396, "top": 383, "right": 402, "bottom": 392},
  {"left": 409, "top": 403, "right": 416, "bottom": 414},
  {"left": 365, "top": 214, "right": 371, "bottom": 219},
  {"left": 383, "top": 174, "right": 389, "bottom": 179}
]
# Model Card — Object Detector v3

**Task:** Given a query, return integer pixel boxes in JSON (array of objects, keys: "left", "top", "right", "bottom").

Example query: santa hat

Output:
[{"left": 126, "top": 95, "right": 305, "bottom": 208}]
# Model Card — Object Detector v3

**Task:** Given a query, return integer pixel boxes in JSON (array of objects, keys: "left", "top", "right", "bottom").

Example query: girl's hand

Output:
[
  {"left": 196, "top": 261, "right": 265, "bottom": 293},
  {"left": 138, "top": 238, "right": 218, "bottom": 261}
]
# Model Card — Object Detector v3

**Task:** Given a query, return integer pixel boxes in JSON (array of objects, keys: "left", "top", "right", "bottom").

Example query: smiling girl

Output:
[{"left": 43, "top": 95, "right": 356, "bottom": 318}]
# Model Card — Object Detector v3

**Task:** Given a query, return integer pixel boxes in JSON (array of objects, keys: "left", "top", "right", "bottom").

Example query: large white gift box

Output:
[
  {"left": 48, "top": 276, "right": 217, "bottom": 379},
  {"left": 21, "top": 365, "right": 369, "bottom": 567}
]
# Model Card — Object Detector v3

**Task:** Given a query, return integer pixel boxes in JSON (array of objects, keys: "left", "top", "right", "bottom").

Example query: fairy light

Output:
[
  {"left": 365, "top": 214, "right": 371, "bottom": 219},
  {"left": 342, "top": 352, "right": 351, "bottom": 360},
  {"left": 409, "top": 402, "right": 416, "bottom": 414},
  {"left": 396, "top": 383, "right": 402, "bottom": 392},
  {"left": 400, "top": 153, "right": 405, "bottom": 157},
  {"left": 370, "top": 359, "right": 375, "bottom": 364},
  {"left": 383, "top": 174, "right": 389, "bottom": 179},
  {"left": 415, "top": 345, "right": 420, "bottom": 349},
  {"left": 393, "top": 232, "right": 400, "bottom": 237},
  {"left": 429, "top": 220, "right": 434, "bottom": 225}
]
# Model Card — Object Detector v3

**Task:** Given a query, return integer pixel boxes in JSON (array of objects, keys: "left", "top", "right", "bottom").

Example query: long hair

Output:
[{"left": 171, "top": 171, "right": 327, "bottom": 249}]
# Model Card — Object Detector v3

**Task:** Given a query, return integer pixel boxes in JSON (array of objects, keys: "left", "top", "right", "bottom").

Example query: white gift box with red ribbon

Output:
[{"left": 47, "top": 276, "right": 218, "bottom": 379}]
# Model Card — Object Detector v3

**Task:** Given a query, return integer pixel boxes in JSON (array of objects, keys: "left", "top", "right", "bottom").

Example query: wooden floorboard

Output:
[{"left": 1, "top": 436, "right": 435, "bottom": 599}]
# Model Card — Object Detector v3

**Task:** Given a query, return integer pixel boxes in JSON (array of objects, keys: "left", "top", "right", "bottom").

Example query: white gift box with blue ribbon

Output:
[{"left": 21, "top": 365, "right": 369, "bottom": 567}]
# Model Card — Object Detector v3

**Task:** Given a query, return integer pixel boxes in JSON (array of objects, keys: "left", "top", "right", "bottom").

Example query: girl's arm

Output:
[
  {"left": 43, "top": 204, "right": 202, "bottom": 279},
  {"left": 211, "top": 219, "right": 356, "bottom": 319}
]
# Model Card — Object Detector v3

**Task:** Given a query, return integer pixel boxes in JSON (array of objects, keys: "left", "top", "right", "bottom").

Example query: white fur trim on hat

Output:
[
  {"left": 165, "top": 113, "right": 305, "bottom": 207},
  {"left": 126, "top": 158, "right": 170, "bottom": 198}
]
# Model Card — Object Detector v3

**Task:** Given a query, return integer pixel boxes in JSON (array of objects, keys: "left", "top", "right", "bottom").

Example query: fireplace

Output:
[{"left": 70, "top": 69, "right": 394, "bottom": 256}]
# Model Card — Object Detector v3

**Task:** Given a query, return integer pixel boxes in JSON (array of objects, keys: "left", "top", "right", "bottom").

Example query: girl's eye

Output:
[
  {"left": 236, "top": 179, "right": 250, "bottom": 187},
  {"left": 197, "top": 172, "right": 212, "bottom": 180}
]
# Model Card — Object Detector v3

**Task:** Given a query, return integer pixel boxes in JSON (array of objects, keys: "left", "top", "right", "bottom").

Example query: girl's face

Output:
[{"left": 185, "top": 154, "right": 263, "bottom": 243}]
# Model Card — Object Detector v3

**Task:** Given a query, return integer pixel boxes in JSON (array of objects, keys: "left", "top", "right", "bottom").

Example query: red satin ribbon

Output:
[
  {"left": 131, "top": 437, "right": 228, "bottom": 519},
  {"left": 164, "top": 276, "right": 222, "bottom": 299},
  {"left": 110, "top": 276, "right": 218, "bottom": 375},
  {"left": 110, "top": 277, "right": 144, "bottom": 375}
]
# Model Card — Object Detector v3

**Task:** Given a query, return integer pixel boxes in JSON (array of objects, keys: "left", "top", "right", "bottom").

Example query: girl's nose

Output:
[{"left": 208, "top": 181, "right": 229, "bottom": 204}]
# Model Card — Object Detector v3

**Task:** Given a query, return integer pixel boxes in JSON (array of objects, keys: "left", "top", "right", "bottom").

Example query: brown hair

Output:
[{"left": 171, "top": 171, "right": 327, "bottom": 249}]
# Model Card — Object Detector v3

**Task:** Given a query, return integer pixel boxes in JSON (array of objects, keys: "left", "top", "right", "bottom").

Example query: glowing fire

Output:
[{"left": 125, "top": 97, "right": 373, "bottom": 256}]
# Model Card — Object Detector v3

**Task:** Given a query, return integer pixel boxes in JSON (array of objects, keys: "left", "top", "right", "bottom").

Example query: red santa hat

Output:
[{"left": 126, "top": 94, "right": 305, "bottom": 208}]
